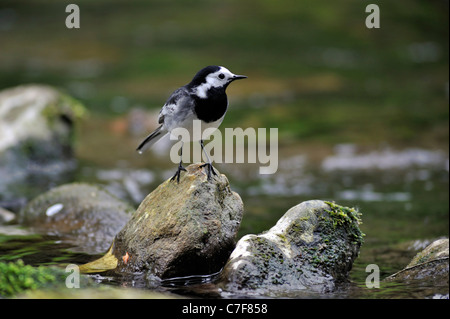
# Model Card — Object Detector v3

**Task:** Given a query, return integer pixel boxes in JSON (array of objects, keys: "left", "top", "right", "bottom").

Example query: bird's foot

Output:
[
  {"left": 200, "top": 162, "right": 217, "bottom": 181},
  {"left": 170, "top": 164, "right": 187, "bottom": 183}
]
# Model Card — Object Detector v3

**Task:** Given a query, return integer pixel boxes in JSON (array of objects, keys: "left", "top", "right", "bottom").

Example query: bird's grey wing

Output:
[
  {"left": 159, "top": 87, "right": 194, "bottom": 128},
  {"left": 158, "top": 87, "right": 187, "bottom": 124}
]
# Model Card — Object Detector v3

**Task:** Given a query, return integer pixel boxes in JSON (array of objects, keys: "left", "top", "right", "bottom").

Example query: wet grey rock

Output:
[
  {"left": 102, "top": 164, "right": 244, "bottom": 278},
  {"left": 385, "top": 238, "right": 449, "bottom": 286},
  {"left": 0, "top": 85, "right": 85, "bottom": 212},
  {"left": 407, "top": 238, "right": 449, "bottom": 267},
  {"left": 219, "top": 200, "right": 364, "bottom": 296},
  {"left": 18, "top": 183, "right": 134, "bottom": 254}
]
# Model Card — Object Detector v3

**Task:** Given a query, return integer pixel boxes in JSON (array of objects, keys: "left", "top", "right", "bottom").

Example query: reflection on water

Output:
[{"left": 322, "top": 144, "right": 447, "bottom": 171}]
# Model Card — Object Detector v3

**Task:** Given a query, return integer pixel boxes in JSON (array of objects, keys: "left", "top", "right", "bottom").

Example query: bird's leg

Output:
[
  {"left": 170, "top": 141, "right": 186, "bottom": 183},
  {"left": 199, "top": 139, "right": 217, "bottom": 180}
]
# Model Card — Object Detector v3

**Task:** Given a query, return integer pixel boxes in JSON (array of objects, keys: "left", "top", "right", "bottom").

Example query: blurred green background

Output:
[{"left": 1, "top": 0, "right": 448, "bottom": 149}]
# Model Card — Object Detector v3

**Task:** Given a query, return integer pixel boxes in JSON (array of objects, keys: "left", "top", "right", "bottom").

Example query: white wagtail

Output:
[{"left": 136, "top": 65, "right": 247, "bottom": 182}]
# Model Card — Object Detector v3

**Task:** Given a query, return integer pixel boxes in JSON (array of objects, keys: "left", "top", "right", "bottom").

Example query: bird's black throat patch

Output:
[{"left": 193, "top": 87, "right": 228, "bottom": 123}]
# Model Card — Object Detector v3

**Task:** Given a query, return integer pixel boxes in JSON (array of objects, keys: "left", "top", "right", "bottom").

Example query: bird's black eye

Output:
[{"left": 218, "top": 73, "right": 225, "bottom": 80}]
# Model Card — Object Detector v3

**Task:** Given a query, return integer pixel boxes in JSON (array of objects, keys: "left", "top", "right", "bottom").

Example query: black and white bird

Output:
[{"left": 136, "top": 65, "right": 247, "bottom": 182}]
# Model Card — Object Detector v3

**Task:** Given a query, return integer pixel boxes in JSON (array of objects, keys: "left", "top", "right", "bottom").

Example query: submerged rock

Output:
[
  {"left": 81, "top": 164, "right": 244, "bottom": 279},
  {"left": 0, "top": 85, "right": 86, "bottom": 212},
  {"left": 18, "top": 183, "right": 134, "bottom": 254},
  {"left": 219, "top": 200, "right": 364, "bottom": 296},
  {"left": 385, "top": 238, "right": 449, "bottom": 287}
]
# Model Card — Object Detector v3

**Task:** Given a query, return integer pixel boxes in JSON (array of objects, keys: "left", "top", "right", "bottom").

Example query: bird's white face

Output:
[
  {"left": 195, "top": 66, "right": 244, "bottom": 98},
  {"left": 205, "top": 66, "right": 235, "bottom": 88}
]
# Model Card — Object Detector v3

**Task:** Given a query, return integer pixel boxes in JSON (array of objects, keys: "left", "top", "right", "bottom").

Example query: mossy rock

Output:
[
  {"left": 219, "top": 200, "right": 364, "bottom": 296},
  {"left": 0, "top": 85, "right": 87, "bottom": 212},
  {"left": 81, "top": 164, "right": 244, "bottom": 279}
]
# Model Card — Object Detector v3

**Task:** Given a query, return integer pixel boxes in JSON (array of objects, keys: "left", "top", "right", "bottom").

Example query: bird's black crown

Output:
[{"left": 189, "top": 65, "right": 221, "bottom": 87}]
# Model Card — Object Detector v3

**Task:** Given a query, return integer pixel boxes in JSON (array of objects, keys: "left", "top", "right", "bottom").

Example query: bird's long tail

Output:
[{"left": 136, "top": 125, "right": 166, "bottom": 154}]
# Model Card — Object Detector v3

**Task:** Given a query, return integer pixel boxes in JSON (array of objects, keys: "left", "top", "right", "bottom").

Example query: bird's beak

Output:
[{"left": 231, "top": 74, "right": 247, "bottom": 81}]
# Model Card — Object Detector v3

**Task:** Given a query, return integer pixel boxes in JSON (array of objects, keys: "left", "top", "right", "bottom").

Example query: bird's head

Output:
[{"left": 189, "top": 65, "right": 246, "bottom": 98}]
